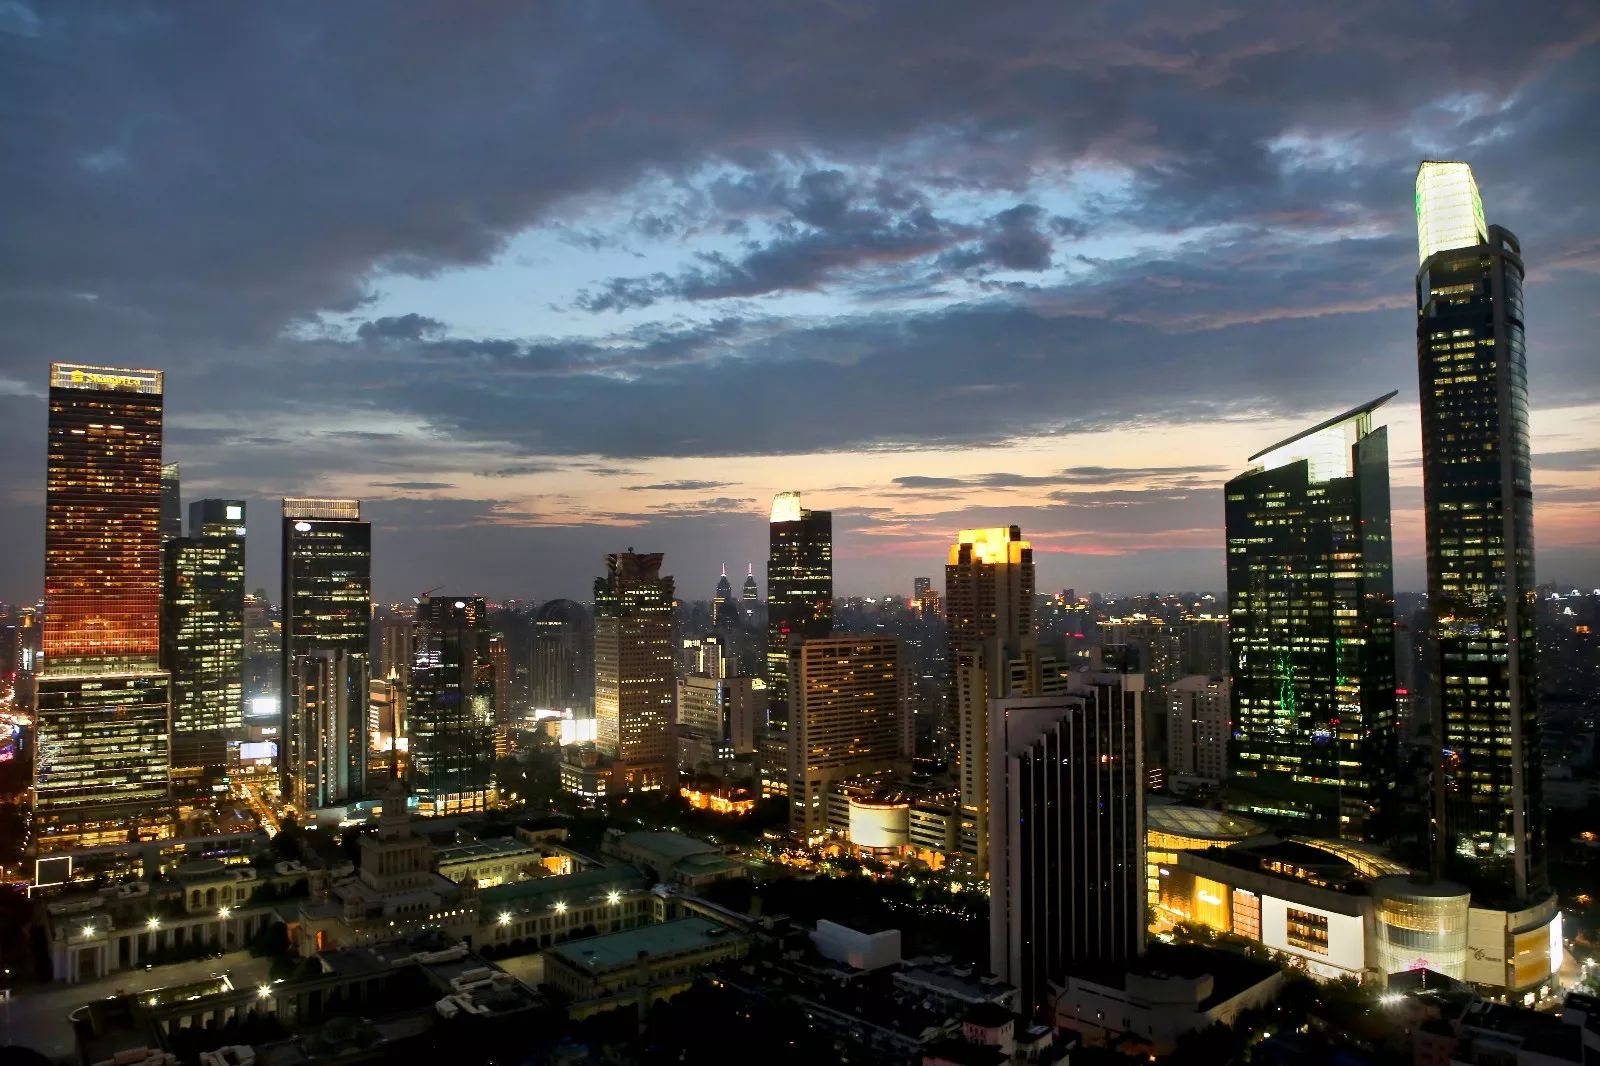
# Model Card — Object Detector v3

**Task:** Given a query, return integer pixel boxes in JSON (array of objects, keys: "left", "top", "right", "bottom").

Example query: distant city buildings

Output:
[
  {"left": 593, "top": 551, "right": 675, "bottom": 792},
  {"left": 161, "top": 498, "right": 246, "bottom": 795},
  {"left": 410, "top": 595, "right": 497, "bottom": 815},
  {"left": 988, "top": 672, "right": 1145, "bottom": 1015},
  {"left": 788, "top": 635, "right": 909, "bottom": 838},
  {"left": 766, "top": 492, "right": 833, "bottom": 734},
  {"left": 281, "top": 497, "right": 371, "bottom": 811},
  {"left": 1224, "top": 394, "right": 1398, "bottom": 840},
  {"left": 35, "top": 364, "right": 173, "bottom": 852}
]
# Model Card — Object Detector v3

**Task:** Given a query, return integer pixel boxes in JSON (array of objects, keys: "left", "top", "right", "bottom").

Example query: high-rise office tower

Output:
[
  {"left": 712, "top": 565, "right": 737, "bottom": 628},
  {"left": 35, "top": 364, "right": 172, "bottom": 850},
  {"left": 1415, "top": 162, "right": 1545, "bottom": 906},
  {"left": 787, "top": 635, "right": 908, "bottom": 837},
  {"left": 766, "top": 493, "right": 832, "bottom": 733},
  {"left": 741, "top": 564, "right": 758, "bottom": 604},
  {"left": 1225, "top": 395, "right": 1397, "bottom": 840},
  {"left": 532, "top": 599, "right": 590, "bottom": 712},
  {"left": 988, "top": 672, "right": 1145, "bottom": 1015},
  {"left": 161, "top": 499, "right": 246, "bottom": 794},
  {"left": 945, "top": 527, "right": 1035, "bottom": 754},
  {"left": 594, "top": 552, "right": 675, "bottom": 791},
  {"left": 281, "top": 498, "right": 371, "bottom": 808},
  {"left": 954, "top": 633, "right": 1067, "bottom": 873},
  {"left": 377, "top": 615, "right": 414, "bottom": 741},
  {"left": 1167, "top": 674, "right": 1230, "bottom": 795},
  {"left": 160, "top": 463, "right": 182, "bottom": 542},
  {"left": 914, "top": 577, "right": 931, "bottom": 602},
  {"left": 286, "top": 648, "right": 368, "bottom": 811},
  {"left": 410, "top": 595, "right": 496, "bottom": 814}
]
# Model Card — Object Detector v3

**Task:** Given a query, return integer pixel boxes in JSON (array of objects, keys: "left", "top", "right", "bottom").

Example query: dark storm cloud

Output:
[
  {"left": 357, "top": 314, "right": 445, "bottom": 342},
  {"left": 2, "top": 1, "right": 1598, "bottom": 598},
  {"left": 575, "top": 169, "right": 962, "bottom": 311}
]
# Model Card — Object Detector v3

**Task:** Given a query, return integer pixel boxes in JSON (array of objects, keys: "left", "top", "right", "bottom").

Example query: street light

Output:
[
  {"left": 257, "top": 985, "right": 272, "bottom": 999},
  {"left": 606, "top": 891, "right": 621, "bottom": 905},
  {"left": 553, "top": 901, "right": 568, "bottom": 915},
  {"left": 218, "top": 906, "right": 231, "bottom": 919},
  {"left": 498, "top": 912, "right": 512, "bottom": 927},
  {"left": 146, "top": 917, "right": 161, "bottom": 931}
]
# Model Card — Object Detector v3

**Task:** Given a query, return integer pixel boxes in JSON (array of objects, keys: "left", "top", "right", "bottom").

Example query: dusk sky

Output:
[{"left": 3, "top": 2, "right": 1597, "bottom": 604}]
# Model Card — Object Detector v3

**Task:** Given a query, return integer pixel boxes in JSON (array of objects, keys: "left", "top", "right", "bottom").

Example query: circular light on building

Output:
[{"left": 294, "top": 521, "right": 312, "bottom": 532}]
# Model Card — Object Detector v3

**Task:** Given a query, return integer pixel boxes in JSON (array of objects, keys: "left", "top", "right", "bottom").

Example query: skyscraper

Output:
[
  {"left": 945, "top": 527, "right": 1035, "bottom": 742},
  {"left": 160, "top": 462, "right": 182, "bottom": 542},
  {"left": 593, "top": 551, "right": 675, "bottom": 791},
  {"left": 1415, "top": 162, "right": 1545, "bottom": 906},
  {"left": 953, "top": 633, "right": 1067, "bottom": 873},
  {"left": 766, "top": 493, "right": 832, "bottom": 733},
  {"left": 36, "top": 363, "right": 171, "bottom": 850},
  {"left": 409, "top": 595, "right": 496, "bottom": 814},
  {"left": 1225, "top": 395, "right": 1397, "bottom": 840},
  {"left": 161, "top": 498, "right": 246, "bottom": 794},
  {"left": 281, "top": 498, "right": 371, "bottom": 808},
  {"left": 287, "top": 648, "right": 368, "bottom": 811},
  {"left": 988, "top": 672, "right": 1145, "bottom": 1015},
  {"left": 741, "top": 564, "right": 758, "bottom": 604},
  {"left": 1167, "top": 674, "right": 1230, "bottom": 796},
  {"left": 532, "top": 599, "right": 590, "bottom": 712},
  {"left": 787, "top": 635, "right": 908, "bottom": 838},
  {"left": 712, "top": 565, "right": 736, "bottom": 628}
]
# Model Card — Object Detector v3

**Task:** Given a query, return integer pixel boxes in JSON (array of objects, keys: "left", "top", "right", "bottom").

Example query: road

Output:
[{"left": 1, "top": 949, "right": 273, "bottom": 1064}]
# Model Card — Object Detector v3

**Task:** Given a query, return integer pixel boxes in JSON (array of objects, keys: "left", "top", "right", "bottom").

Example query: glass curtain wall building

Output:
[
  {"left": 36, "top": 364, "right": 171, "bottom": 850},
  {"left": 409, "top": 595, "right": 497, "bottom": 814},
  {"left": 1225, "top": 394, "right": 1398, "bottom": 840},
  {"left": 765, "top": 493, "right": 832, "bottom": 733},
  {"left": 1415, "top": 161, "right": 1544, "bottom": 905},
  {"left": 161, "top": 499, "right": 246, "bottom": 794},
  {"left": 281, "top": 498, "right": 371, "bottom": 809}
]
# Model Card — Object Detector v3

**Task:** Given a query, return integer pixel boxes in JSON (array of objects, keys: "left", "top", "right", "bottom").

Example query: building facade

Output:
[
  {"left": 1167, "top": 675, "right": 1230, "bottom": 796},
  {"left": 788, "top": 636, "right": 909, "bottom": 838},
  {"left": 409, "top": 595, "right": 497, "bottom": 815},
  {"left": 1225, "top": 395, "right": 1398, "bottom": 840},
  {"left": 36, "top": 364, "right": 172, "bottom": 851},
  {"left": 766, "top": 493, "right": 832, "bottom": 733},
  {"left": 287, "top": 648, "right": 369, "bottom": 811},
  {"left": 594, "top": 552, "right": 675, "bottom": 791},
  {"left": 945, "top": 526, "right": 1034, "bottom": 761},
  {"left": 988, "top": 673, "right": 1145, "bottom": 1015},
  {"left": 161, "top": 499, "right": 246, "bottom": 795},
  {"left": 280, "top": 498, "right": 371, "bottom": 808},
  {"left": 1415, "top": 161, "right": 1545, "bottom": 906}
]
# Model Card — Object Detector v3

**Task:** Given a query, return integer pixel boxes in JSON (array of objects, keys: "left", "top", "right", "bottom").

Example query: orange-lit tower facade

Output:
[{"left": 35, "top": 363, "right": 172, "bottom": 851}]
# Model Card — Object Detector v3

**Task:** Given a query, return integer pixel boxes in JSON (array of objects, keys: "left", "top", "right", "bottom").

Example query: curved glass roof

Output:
[{"left": 1146, "top": 806, "right": 1264, "bottom": 840}]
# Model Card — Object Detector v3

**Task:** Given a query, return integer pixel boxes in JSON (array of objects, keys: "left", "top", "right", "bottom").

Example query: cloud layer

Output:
[{"left": 2, "top": 1, "right": 1597, "bottom": 601}]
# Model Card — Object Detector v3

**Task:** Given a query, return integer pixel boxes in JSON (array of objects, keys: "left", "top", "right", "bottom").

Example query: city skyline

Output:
[{"left": 1, "top": 5, "right": 1597, "bottom": 604}]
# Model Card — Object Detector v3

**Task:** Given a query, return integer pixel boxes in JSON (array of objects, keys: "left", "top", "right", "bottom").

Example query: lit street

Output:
[{"left": 1, "top": 949, "right": 272, "bottom": 1063}]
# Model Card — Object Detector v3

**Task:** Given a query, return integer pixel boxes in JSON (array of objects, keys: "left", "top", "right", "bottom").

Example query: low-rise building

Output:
[
  {"left": 1052, "top": 945, "right": 1282, "bottom": 1056},
  {"left": 433, "top": 837, "right": 543, "bottom": 887},
  {"left": 544, "top": 917, "right": 750, "bottom": 1017},
  {"left": 1156, "top": 836, "right": 1561, "bottom": 996},
  {"left": 811, "top": 919, "right": 902, "bottom": 971},
  {"left": 601, "top": 830, "right": 745, "bottom": 889}
]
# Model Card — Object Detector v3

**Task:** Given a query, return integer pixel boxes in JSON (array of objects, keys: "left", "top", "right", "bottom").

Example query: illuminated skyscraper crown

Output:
[{"left": 1416, "top": 161, "right": 1487, "bottom": 263}]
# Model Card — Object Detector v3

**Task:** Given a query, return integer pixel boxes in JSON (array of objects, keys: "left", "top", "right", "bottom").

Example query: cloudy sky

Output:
[{"left": 3, "top": 2, "right": 1597, "bottom": 604}]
